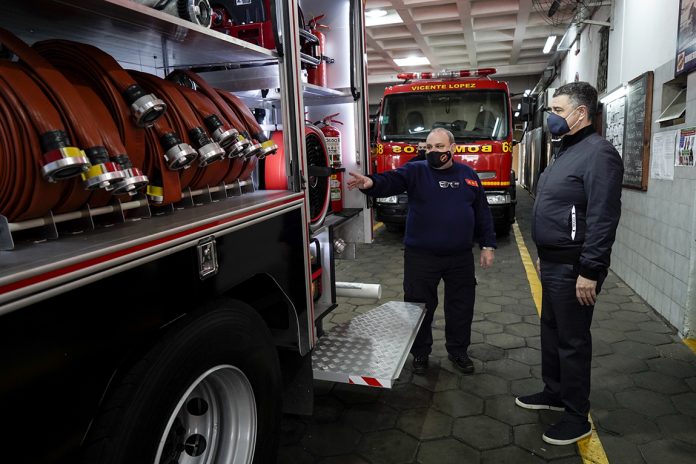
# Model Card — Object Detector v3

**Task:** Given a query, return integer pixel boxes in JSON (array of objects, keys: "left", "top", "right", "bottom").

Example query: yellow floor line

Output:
[
  {"left": 512, "top": 223, "right": 542, "bottom": 317},
  {"left": 512, "top": 223, "right": 609, "bottom": 464},
  {"left": 684, "top": 339, "right": 696, "bottom": 355}
]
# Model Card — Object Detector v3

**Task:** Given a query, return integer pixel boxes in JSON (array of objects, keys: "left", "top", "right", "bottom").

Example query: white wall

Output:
[
  {"left": 607, "top": 0, "right": 681, "bottom": 89},
  {"left": 557, "top": 6, "right": 610, "bottom": 87},
  {"left": 553, "top": 0, "right": 696, "bottom": 336}
]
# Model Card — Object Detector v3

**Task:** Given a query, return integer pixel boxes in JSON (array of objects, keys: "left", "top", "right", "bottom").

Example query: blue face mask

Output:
[{"left": 547, "top": 106, "right": 583, "bottom": 136}]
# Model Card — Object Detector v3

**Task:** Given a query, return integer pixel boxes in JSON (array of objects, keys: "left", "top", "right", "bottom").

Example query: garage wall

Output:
[{"left": 552, "top": 0, "right": 696, "bottom": 336}]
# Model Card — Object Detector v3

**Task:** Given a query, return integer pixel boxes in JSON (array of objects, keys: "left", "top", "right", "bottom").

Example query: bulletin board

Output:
[{"left": 603, "top": 71, "right": 653, "bottom": 190}]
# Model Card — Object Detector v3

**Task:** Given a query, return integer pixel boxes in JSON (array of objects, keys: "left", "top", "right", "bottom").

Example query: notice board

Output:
[{"left": 621, "top": 71, "right": 653, "bottom": 190}]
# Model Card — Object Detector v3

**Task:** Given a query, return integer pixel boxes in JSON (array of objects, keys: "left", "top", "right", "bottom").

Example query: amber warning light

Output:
[{"left": 397, "top": 68, "right": 497, "bottom": 80}]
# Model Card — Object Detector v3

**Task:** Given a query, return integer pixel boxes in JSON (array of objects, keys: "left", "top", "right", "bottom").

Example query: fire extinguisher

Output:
[
  {"left": 316, "top": 113, "right": 343, "bottom": 213},
  {"left": 307, "top": 14, "right": 333, "bottom": 87}
]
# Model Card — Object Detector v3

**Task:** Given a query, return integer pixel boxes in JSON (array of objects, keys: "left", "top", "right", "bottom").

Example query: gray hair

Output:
[
  {"left": 429, "top": 127, "right": 455, "bottom": 144},
  {"left": 553, "top": 82, "right": 598, "bottom": 121}
]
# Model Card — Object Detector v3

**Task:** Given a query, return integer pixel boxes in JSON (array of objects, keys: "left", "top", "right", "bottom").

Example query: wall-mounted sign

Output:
[{"left": 675, "top": 0, "right": 696, "bottom": 76}]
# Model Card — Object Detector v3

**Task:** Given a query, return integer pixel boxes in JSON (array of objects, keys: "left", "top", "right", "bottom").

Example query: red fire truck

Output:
[{"left": 372, "top": 69, "right": 516, "bottom": 234}]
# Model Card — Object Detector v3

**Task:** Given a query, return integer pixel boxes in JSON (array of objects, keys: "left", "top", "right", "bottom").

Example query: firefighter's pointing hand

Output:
[{"left": 347, "top": 172, "right": 373, "bottom": 190}]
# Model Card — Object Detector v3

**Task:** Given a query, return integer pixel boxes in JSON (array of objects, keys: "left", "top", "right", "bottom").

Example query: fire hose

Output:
[{"left": 0, "top": 28, "right": 125, "bottom": 193}]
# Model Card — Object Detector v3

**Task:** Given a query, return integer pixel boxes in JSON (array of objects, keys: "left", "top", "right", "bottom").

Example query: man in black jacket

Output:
[
  {"left": 347, "top": 128, "right": 496, "bottom": 375},
  {"left": 515, "top": 82, "right": 623, "bottom": 445}
]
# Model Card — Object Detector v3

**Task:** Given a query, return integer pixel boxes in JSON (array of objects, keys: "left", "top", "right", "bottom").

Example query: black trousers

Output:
[
  {"left": 404, "top": 248, "right": 476, "bottom": 358},
  {"left": 539, "top": 259, "right": 606, "bottom": 422}
]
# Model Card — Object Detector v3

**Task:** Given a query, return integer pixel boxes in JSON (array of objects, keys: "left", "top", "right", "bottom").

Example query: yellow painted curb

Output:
[
  {"left": 512, "top": 223, "right": 609, "bottom": 464},
  {"left": 684, "top": 338, "right": 696, "bottom": 355}
]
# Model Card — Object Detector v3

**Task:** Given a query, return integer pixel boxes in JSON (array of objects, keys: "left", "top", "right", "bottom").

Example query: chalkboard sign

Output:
[{"left": 621, "top": 71, "right": 653, "bottom": 190}]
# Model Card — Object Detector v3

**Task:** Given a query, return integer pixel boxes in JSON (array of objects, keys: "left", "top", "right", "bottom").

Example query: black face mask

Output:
[{"left": 426, "top": 150, "right": 452, "bottom": 168}]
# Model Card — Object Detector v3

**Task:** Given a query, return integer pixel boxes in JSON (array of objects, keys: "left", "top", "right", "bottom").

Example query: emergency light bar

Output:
[{"left": 396, "top": 68, "right": 497, "bottom": 80}]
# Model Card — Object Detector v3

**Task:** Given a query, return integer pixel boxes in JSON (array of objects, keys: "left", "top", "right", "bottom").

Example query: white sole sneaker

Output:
[
  {"left": 542, "top": 429, "right": 592, "bottom": 445},
  {"left": 515, "top": 397, "right": 565, "bottom": 411}
]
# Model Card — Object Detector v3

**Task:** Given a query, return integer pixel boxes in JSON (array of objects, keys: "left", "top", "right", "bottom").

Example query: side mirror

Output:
[{"left": 518, "top": 95, "right": 535, "bottom": 120}]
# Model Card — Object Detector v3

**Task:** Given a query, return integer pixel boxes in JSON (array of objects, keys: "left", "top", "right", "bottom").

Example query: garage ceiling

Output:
[{"left": 364, "top": 0, "right": 608, "bottom": 88}]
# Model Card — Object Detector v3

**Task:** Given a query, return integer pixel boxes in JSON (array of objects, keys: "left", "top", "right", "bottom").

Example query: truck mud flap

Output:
[{"left": 312, "top": 301, "right": 426, "bottom": 388}]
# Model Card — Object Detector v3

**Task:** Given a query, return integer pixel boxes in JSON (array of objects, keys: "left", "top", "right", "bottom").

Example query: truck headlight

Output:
[
  {"left": 486, "top": 193, "right": 511, "bottom": 205},
  {"left": 377, "top": 196, "right": 398, "bottom": 204}
]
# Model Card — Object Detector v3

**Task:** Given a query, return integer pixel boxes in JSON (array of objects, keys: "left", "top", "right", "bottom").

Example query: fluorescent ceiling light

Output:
[
  {"left": 543, "top": 35, "right": 557, "bottom": 54},
  {"left": 366, "top": 9, "right": 388, "bottom": 18},
  {"left": 365, "top": 11, "right": 403, "bottom": 27},
  {"left": 394, "top": 56, "right": 430, "bottom": 67}
]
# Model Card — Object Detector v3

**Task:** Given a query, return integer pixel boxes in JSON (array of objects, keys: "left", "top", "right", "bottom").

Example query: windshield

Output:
[{"left": 379, "top": 90, "right": 509, "bottom": 142}]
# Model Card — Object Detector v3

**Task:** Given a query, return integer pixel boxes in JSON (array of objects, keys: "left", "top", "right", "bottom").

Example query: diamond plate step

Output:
[{"left": 312, "top": 301, "right": 426, "bottom": 388}]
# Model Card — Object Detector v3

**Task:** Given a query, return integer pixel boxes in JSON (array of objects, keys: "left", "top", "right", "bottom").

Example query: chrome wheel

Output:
[{"left": 155, "top": 365, "right": 256, "bottom": 464}]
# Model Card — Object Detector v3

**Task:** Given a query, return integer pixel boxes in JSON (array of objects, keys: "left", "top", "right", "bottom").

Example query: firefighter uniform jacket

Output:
[
  {"left": 532, "top": 125, "right": 623, "bottom": 280},
  {"left": 362, "top": 160, "right": 496, "bottom": 255}
]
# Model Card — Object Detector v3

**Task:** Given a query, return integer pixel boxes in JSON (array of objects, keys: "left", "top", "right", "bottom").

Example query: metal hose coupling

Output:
[
  {"left": 39, "top": 130, "right": 91, "bottom": 182},
  {"left": 160, "top": 132, "right": 198, "bottom": 170},
  {"left": 123, "top": 84, "right": 167, "bottom": 128},
  {"left": 256, "top": 139, "right": 278, "bottom": 159},
  {"left": 110, "top": 154, "right": 149, "bottom": 195},
  {"left": 204, "top": 114, "right": 243, "bottom": 157},
  {"left": 189, "top": 127, "right": 225, "bottom": 166},
  {"left": 81, "top": 146, "right": 125, "bottom": 190},
  {"left": 133, "top": 0, "right": 212, "bottom": 27},
  {"left": 240, "top": 138, "right": 263, "bottom": 159}
]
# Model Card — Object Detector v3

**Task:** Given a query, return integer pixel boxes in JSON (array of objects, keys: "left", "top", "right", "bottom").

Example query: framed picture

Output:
[{"left": 676, "top": 0, "right": 696, "bottom": 76}]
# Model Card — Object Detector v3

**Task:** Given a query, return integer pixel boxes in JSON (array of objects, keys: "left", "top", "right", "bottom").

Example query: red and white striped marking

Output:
[{"left": 348, "top": 376, "right": 390, "bottom": 388}]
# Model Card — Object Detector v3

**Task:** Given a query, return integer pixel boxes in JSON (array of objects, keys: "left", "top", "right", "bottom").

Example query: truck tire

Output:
[{"left": 81, "top": 301, "right": 282, "bottom": 464}]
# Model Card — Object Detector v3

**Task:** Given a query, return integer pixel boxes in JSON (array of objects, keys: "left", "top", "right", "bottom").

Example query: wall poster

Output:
[
  {"left": 677, "top": 127, "right": 695, "bottom": 167},
  {"left": 676, "top": 0, "right": 696, "bottom": 76}
]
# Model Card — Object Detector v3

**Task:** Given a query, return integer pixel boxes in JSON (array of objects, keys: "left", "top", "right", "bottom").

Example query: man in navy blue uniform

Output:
[
  {"left": 347, "top": 127, "right": 496, "bottom": 375},
  {"left": 515, "top": 82, "right": 623, "bottom": 446}
]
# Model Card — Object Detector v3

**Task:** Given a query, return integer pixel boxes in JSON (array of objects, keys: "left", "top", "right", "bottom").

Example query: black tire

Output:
[{"left": 81, "top": 300, "right": 282, "bottom": 464}]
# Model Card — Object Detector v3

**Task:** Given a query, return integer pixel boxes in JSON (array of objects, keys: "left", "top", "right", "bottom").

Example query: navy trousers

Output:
[
  {"left": 404, "top": 248, "right": 476, "bottom": 358},
  {"left": 539, "top": 259, "right": 606, "bottom": 422}
]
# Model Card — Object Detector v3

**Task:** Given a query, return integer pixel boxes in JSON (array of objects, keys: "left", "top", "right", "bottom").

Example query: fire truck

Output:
[
  {"left": 0, "top": 1, "right": 424, "bottom": 463},
  {"left": 372, "top": 69, "right": 517, "bottom": 233}
]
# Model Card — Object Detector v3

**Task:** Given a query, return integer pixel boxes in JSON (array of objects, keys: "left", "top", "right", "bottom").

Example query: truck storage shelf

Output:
[
  {"left": 312, "top": 301, "right": 426, "bottom": 388},
  {"left": 199, "top": 66, "right": 353, "bottom": 105},
  {"left": 0, "top": 190, "right": 301, "bottom": 296},
  {"left": 5, "top": 0, "right": 277, "bottom": 70}
]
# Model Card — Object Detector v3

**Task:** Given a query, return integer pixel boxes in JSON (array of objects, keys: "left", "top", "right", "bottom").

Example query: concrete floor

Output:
[{"left": 277, "top": 188, "right": 696, "bottom": 464}]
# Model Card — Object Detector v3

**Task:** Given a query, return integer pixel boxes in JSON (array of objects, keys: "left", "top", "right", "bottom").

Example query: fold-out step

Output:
[{"left": 312, "top": 301, "right": 426, "bottom": 388}]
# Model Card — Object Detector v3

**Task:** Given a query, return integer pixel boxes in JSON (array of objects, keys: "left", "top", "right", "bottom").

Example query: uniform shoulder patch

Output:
[{"left": 465, "top": 178, "right": 479, "bottom": 187}]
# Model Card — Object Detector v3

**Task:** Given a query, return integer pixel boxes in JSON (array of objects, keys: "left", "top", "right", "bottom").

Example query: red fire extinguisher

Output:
[
  {"left": 308, "top": 14, "right": 332, "bottom": 87},
  {"left": 316, "top": 113, "right": 343, "bottom": 213}
]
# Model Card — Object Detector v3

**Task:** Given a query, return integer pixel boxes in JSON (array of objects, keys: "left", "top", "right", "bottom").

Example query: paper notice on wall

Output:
[
  {"left": 650, "top": 130, "right": 677, "bottom": 180},
  {"left": 676, "top": 127, "right": 695, "bottom": 167}
]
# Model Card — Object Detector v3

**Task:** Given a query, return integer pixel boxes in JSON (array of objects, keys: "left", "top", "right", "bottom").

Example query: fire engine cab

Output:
[{"left": 372, "top": 68, "right": 517, "bottom": 234}]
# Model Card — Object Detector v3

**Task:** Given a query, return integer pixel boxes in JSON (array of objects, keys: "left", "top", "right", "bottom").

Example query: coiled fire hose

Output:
[
  {"left": 129, "top": 71, "right": 228, "bottom": 193},
  {"left": 0, "top": 28, "right": 127, "bottom": 192},
  {"left": 216, "top": 90, "right": 278, "bottom": 159},
  {"left": 0, "top": 62, "right": 69, "bottom": 221},
  {"left": 172, "top": 85, "right": 248, "bottom": 186},
  {"left": 167, "top": 69, "right": 262, "bottom": 158}
]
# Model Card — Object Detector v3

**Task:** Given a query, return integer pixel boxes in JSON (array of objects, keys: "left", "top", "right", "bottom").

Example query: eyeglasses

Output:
[{"left": 438, "top": 181, "right": 460, "bottom": 188}]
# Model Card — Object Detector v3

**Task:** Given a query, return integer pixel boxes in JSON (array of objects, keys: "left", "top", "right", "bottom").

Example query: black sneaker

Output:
[
  {"left": 412, "top": 355, "right": 429, "bottom": 375},
  {"left": 542, "top": 417, "right": 592, "bottom": 445},
  {"left": 515, "top": 392, "right": 565, "bottom": 411},
  {"left": 448, "top": 354, "right": 474, "bottom": 374}
]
